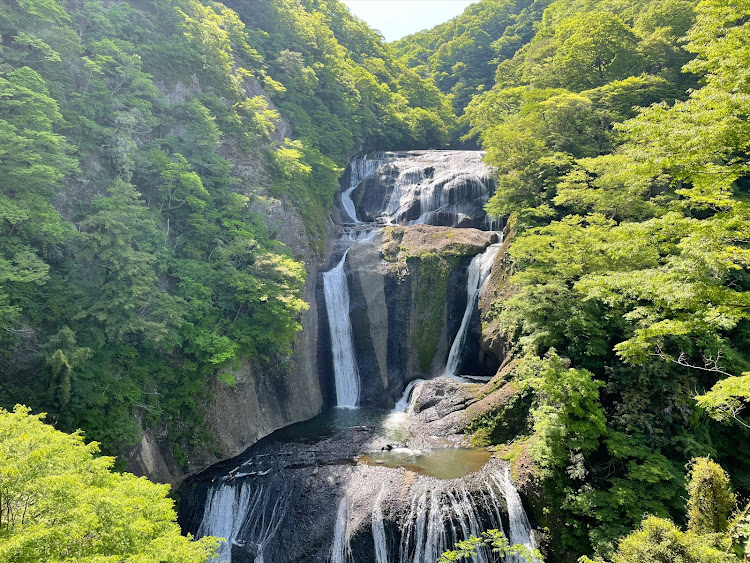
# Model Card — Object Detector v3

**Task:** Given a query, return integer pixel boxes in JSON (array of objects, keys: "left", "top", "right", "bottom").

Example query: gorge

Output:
[
  {"left": 4, "top": 0, "right": 750, "bottom": 561},
  {"left": 178, "top": 151, "right": 538, "bottom": 562}
]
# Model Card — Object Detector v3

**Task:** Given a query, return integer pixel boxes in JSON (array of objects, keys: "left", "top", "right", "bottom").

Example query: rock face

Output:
[
  {"left": 128, "top": 254, "right": 324, "bottom": 485},
  {"left": 343, "top": 225, "right": 500, "bottom": 408},
  {"left": 125, "top": 80, "right": 326, "bottom": 485},
  {"left": 177, "top": 150, "right": 546, "bottom": 562},
  {"left": 351, "top": 151, "right": 497, "bottom": 229},
  {"left": 129, "top": 248, "right": 324, "bottom": 485},
  {"left": 479, "top": 229, "right": 516, "bottom": 364}
]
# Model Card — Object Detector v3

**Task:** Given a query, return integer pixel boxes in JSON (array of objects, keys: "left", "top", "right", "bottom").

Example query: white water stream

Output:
[
  {"left": 388, "top": 467, "right": 533, "bottom": 563},
  {"left": 197, "top": 462, "right": 536, "bottom": 563},
  {"left": 372, "top": 487, "right": 389, "bottom": 563},
  {"left": 495, "top": 467, "right": 538, "bottom": 562},
  {"left": 444, "top": 240, "right": 502, "bottom": 378},
  {"left": 323, "top": 248, "right": 361, "bottom": 408},
  {"left": 198, "top": 481, "right": 287, "bottom": 563},
  {"left": 331, "top": 497, "right": 353, "bottom": 563},
  {"left": 392, "top": 379, "right": 424, "bottom": 414},
  {"left": 341, "top": 154, "right": 390, "bottom": 223}
]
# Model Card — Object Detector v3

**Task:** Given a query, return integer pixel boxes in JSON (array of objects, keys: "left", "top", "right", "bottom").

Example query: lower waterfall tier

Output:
[{"left": 179, "top": 379, "right": 537, "bottom": 563}]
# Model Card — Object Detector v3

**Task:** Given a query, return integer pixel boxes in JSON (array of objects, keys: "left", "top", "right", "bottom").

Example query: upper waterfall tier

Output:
[{"left": 347, "top": 151, "right": 497, "bottom": 229}]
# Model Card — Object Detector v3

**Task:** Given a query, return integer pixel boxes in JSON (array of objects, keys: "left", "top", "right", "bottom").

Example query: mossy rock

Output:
[{"left": 411, "top": 251, "right": 459, "bottom": 372}]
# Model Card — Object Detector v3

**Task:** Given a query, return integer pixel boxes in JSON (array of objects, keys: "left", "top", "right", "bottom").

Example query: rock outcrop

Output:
[
  {"left": 343, "top": 225, "right": 499, "bottom": 408},
  {"left": 478, "top": 229, "right": 516, "bottom": 363}
]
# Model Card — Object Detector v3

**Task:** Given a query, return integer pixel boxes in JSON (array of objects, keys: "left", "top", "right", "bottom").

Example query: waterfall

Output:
[
  {"left": 197, "top": 480, "right": 288, "bottom": 563},
  {"left": 380, "top": 152, "right": 495, "bottom": 227},
  {"left": 393, "top": 466, "right": 533, "bottom": 563},
  {"left": 444, "top": 243, "right": 502, "bottom": 377},
  {"left": 331, "top": 497, "right": 353, "bottom": 563},
  {"left": 323, "top": 249, "right": 360, "bottom": 408},
  {"left": 342, "top": 154, "right": 390, "bottom": 223},
  {"left": 373, "top": 487, "right": 389, "bottom": 563},
  {"left": 186, "top": 149, "right": 537, "bottom": 563},
  {"left": 392, "top": 379, "right": 424, "bottom": 414},
  {"left": 494, "top": 467, "right": 537, "bottom": 561}
]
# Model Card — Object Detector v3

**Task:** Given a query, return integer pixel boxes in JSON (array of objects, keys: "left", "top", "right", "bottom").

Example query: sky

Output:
[{"left": 341, "top": 1, "right": 475, "bottom": 42}]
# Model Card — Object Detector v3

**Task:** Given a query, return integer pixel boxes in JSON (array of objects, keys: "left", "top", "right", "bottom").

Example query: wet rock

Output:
[
  {"left": 343, "top": 226, "right": 498, "bottom": 408},
  {"left": 179, "top": 403, "right": 537, "bottom": 563},
  {"left": 351, "top": 151, "right": 497, "bottom": 228}
]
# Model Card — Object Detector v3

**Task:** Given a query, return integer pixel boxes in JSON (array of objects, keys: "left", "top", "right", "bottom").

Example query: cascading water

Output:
[
  {"left": 323, "top": 226, "right": 379, "bottom": 408},
  {"left": 197, "top": 480, "right": 288, "bottom": 563},
  {"left": 392, "top": 379, "right": 424, "bottom": 414},
  {"left": 324, "top": 153, "right": 388, "bottom": 408},
  {"left": 444, "top": 241, "right": 502, "bottom": 377},
  {"left": 494, "top": 468, "right": 537, "bottom": 562},
  {"left": 183, "top": 151, "right": 540, "bottom": 563},
  {"left": 378, "top": 152, "right": 496, "bottom": 227},
  {"left": 342, "top": 154, "right": 391, "bottom": 223},
  {"left": 323, "top": 248, "right": 360, "bottom": 408},
  {"left": 332, "top": 497, "right": 353, "bottom": 563},
  {"left": 391, "top": 466, "right": 532, "bottom": 563},
  {"left": 372, "top": 487, "right": 389, "bottom": 563}
]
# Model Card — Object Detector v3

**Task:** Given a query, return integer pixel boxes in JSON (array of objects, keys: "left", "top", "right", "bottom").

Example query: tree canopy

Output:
[
  {"left": 0, "top": 0, "right": 456, "bottom": 463},
  {"left": 0, "top": 405, "right": 217, "bottom": 562}
]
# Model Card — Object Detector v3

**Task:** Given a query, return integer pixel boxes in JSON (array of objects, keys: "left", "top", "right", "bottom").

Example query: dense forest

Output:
[{"left": 2, "top": 0, "right": 750, "bottom": 560}]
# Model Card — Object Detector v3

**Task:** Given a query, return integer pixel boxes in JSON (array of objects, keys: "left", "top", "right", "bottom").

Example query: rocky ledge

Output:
[{"left": 336, "top": 225, "right": 499, "bottom": 409}]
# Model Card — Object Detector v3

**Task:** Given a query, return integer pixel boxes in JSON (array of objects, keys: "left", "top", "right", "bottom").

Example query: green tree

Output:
[
  {"left": 438, "top": 529, "right": 540, "bottom": 563},
  {"left": 686, "top": 457, "right": 736, "bottom": 535},
  {"left": 75, "top": 180, "right": 183, "bottom": 344},
  {"left": 0, "top": 405, "right": 218, "bottom": 562},
  {"left": 581, "top": 458, "right": 742, "bottom": 562},
  {"left": 552, "top": 12, "right": 643, "bottom": 90},
  {"left": 696, "top": 374, "right": 750, "bottom": 429},
  {"left": 587, "top": 515, "right": 735, "bottom": 563},
  {"left": 0, "top": 66, "right": 77, "bottom": 340},
  {"left": 519, "top": 353, "right": 606, "bottom": 476}
]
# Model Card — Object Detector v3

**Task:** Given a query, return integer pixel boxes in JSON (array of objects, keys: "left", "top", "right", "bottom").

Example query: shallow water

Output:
[
  {"left": 267, "top": 406, "right": 389, "bottom": 443},
  {"left": 266, "top": 405, "right": 493, "bottom": 480},
  {"left": 358, "top": 446, "right": 492, "bottom": 479}
]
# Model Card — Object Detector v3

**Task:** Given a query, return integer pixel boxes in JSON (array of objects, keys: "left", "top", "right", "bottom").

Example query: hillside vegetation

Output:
[
  {"left": 0, "top": 0, "right": 454, "bottom": 461},
  {"left": 393, "top": 0, "right": 552, "bottom": 115}
]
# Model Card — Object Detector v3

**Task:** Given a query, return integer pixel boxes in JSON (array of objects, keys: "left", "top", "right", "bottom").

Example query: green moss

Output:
[
  {"left": 412, "top": 252, "right": 459, "bottom": 372},
  {"left": 466, "top": 390, "right": 531, "bottom": 446},
  {"left": 495, "top": 440, "right": 528, "bottom": 466},
  {"left": 218, "top": 371, "right": 236, "bottom": 387}
]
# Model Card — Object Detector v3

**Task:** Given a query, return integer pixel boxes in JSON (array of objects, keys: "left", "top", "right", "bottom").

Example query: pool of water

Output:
[
  {"left": 358, "top": 447, "right": 492, "bottom": 479},
  {"left": 260, "top": 407, "right": 493, "bottom": 480},
  {"left": 268, "top": 407, "right": 390, "bottom": 443}
]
